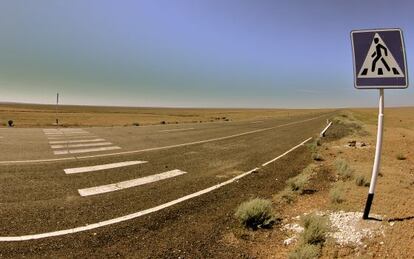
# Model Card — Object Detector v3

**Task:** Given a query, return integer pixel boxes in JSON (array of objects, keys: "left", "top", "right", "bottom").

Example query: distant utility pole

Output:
[{"left": 55, "top": 92, "right": 59, "bottom": 126}]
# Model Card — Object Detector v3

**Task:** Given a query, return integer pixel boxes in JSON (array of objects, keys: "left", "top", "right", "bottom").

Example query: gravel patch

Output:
[
  {"left": 282, "top": 211, "right": 384, "bottom": 247},
  {"left": 328, "top": 211, "right": 384, "bottom": 246}
]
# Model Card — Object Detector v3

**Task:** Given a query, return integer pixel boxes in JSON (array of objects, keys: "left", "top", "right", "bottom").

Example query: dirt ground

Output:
[
  {"left": 0, "top": 102, "right": 332, "bottom": 127},
  {"left": 221, "top": 108, "right": 414, "bottom": 258}
]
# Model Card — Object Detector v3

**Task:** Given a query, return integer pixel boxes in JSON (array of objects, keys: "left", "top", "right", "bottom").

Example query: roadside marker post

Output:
[
  {"left": 351, "top": 28, "right": 408, "bottom": 219},
  {"left": 56, "top": 92, "right": 59, "bottom": 126}
]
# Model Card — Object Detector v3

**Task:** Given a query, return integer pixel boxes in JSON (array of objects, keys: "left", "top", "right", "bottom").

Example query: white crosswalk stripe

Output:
[
  {"left": 53, "top": 146, "right": 121, "bottom": 155},
  {"left": 64, "top": 161, "right": 148, "bottom": 174},
  {"left": 51, "top": 142, "right": 113, "bottom": 149},
  {"left": 49, "top": 138, "right": 106, "bottom": 144},
  {"left": 78, "top": 169, "right": 187, "bottom": 196},
  {"left": 43, "top": 128, "right": 121, "bottom": 155}
]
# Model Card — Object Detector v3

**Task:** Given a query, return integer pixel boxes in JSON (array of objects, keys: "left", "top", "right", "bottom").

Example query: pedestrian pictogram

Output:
[
  {"left": 358, "top": 33, "right": 404, "bottom": 78},
  {"left": 351, "top": 28, "right": 408, "bottom": 89}
]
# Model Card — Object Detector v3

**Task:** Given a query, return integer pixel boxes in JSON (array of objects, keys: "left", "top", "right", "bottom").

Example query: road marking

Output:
[
  {"left": 262, "top": 137, "right": 313, "bottom": 166},
  {"left": 45, "top": 132, "right": 90, "bottom": 135},
  {"left": 47, "top": 135, "right": 98, "bottom": 140},
  {"left": 0, "top": 114, "right": 330, "bottom": 164},
  {"left": 44, "top": 130, "right": 87, "bottom": 133},
  {"left": 64, "top": 161, "right": 148, "bottom": 174},
  {"left": 53, "top": 146, "right": 121, "bottom": 155},
  {"left": 78, "top": 169, "right": 187, "bottom": 196},
  {"left": 49, "top": 139, "right": 106, "bottom": 144},
  {"left": 0, "top": 137, "right": 311, "bottom": 241},
  {"left": 51, "top": 142, "right": 113, "bottom": 149},
  {"left": 159, "top": 128, "right": 195, "bottom": 133}
]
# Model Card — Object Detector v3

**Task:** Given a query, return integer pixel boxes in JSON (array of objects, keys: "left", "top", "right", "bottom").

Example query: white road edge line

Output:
[
  {"left": 262, "top": 137, "right": 313, "bottom": 166},
  {"left": 78, "top": 169, "right": 187, "bottom": 196},
  {"left": 0, "top": 137, "right": 311, "bottom": 241},
  {"left": 0, "top": 115, "right": 327, "bottom": 164},
  {"left": 64, "top": 161, "right": 148, "bottom": 174}
]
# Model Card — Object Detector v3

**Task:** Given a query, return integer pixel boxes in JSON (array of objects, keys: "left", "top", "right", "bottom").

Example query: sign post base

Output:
[{"left": 363, "top": 89, "right": 384, "bottom": 220}]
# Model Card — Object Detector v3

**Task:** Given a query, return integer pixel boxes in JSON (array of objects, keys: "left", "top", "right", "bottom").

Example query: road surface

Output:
[{"left": 0, "top": 112, "right": 333, "bottom": 257}]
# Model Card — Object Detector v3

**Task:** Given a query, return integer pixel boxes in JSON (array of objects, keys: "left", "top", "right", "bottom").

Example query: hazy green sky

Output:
[{"left": 1, "top": 0, "right": 413, "bottom": 108}]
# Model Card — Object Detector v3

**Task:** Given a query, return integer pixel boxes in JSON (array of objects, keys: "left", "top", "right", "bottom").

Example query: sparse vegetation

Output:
[
  {"left": 8, "top": 120, "right": 14, "bottom": 127},
  {"left": 289, "top": 243, "right": 320, "bottom": 259},
  {"left": 329, "top": 183, "right": 345, "bottom": 204},
  {"left": 335, "top": 159, "right": 354, "bottom": 180},
  {"left": 312, "top": 153, "right": 323, "bottom": 161},
  {"left": 132, "top": 122, "right": 140, "bottom": 126},
  {"left": 286, "top": 174, "right": 310, "bottom": 194},
  {"left": 289, "top": 214, "right": 328, "bottom": 259},
  {"left": 355, "top": 175, "right": 370, "bottom": 187},
  {"left": 279, "top": 188, "right": 297, "bottom": 204},
  {"left": 396, "top": 153, "right": 406, "bottom": 160},
  {"left": 234, "top": 198, "right": 277, "bottom": 230},
  {"left": 307, "top": 141, "right": 317, "bottom": 154},
  {"left": 300, "top": 214, "right": 328, "bottom": 245},
  {"left": 315, "top": 137, "right": 322, "bottom": 146},
  {"left": 160, "top": 121, "right": 166, "bottom": 124}
]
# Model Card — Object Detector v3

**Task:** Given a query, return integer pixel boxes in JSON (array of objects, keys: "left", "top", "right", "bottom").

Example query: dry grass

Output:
[
  {"left": 300, "top": 213, "right": 328, "bottom": 245},
  {"left": 355, "top": 175, "right": 370, "bottom": 187},
  {"left": 329, "top": 182, "right": 345, "bottom": 204},
  {"left": 234, "top": 198, "right": 278, "bottom": 230},
  {"left": 289, "top": 214, "right": 328, "bottom": 259},
  {"left": 286, "top": 174, "right": 310, "bottom": 194},
  {"left": 0, "top": 103, "right": 332, "bottom": 127},
  {"left": 289, "top": 243, "right": 320, "bottom": 259},
  {"left": 334, "top": 159, "right": 354, "bottom": 180}
]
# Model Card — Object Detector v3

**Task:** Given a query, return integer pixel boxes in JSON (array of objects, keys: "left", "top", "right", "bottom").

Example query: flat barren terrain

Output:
[
  {"left": 1, "top": 106, "right": 412, "bottom": 258},
  {"left": 0, "top": 102, "right": 333, "bottom": 127}
]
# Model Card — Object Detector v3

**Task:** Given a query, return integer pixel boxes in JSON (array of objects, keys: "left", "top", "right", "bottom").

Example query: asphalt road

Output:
[{"left": 0, "top": 112, "right": 333, "bottom": 257}]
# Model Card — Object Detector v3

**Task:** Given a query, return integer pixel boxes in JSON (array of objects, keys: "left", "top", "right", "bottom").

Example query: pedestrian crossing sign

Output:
[{"left": 351, "top": 28, "right": 408, "bottom": 89}]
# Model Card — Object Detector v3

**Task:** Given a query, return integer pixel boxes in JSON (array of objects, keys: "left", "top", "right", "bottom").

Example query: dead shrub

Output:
[
  {"left": 312, "top": 153, "right": 324, "bottom": 161},
  {"left": 355, "top": 175, "right": 370, "bottom": 187},
  {"left": 396, "top": 153, "right": 406, "bottom": 160}
]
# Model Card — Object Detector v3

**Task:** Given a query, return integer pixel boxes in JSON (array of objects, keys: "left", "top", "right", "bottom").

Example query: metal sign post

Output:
[
  {"left": 56, "top": 93, "right": 59, "bottom": 126},
  {"left": 363, "top": 88, "right": 384, "bottom": 219},
  {"left": 351, "top": 28, "right": 408, "bottom": 219}
]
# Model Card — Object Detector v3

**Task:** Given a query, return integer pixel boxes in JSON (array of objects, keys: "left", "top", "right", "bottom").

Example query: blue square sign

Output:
[{"left": 351, "top": 28, "right": 408, "bottom": 89}]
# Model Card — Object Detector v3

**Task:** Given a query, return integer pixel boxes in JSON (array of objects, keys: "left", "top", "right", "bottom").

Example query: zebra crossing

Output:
[
  {"left": 62, "top": 160, "right": 187, "bottom": 197},
  {"left": 43, "top": 128, "right": 121, "bottom": 155}
]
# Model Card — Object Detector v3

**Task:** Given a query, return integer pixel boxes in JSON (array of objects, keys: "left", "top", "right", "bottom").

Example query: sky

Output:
[{"left": 0, "top": 0, "right": 413, "bottom": 108}]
